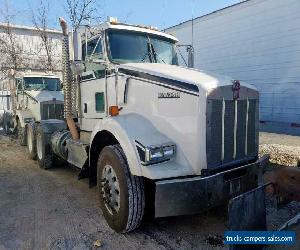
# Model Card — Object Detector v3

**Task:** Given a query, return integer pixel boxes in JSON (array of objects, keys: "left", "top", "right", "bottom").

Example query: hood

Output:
[
  {"left": 25, "top": 90, "right": 64, "bottom": 103},
  {"left": 118, "top": 63, "right": 257, "bottom": 94}
]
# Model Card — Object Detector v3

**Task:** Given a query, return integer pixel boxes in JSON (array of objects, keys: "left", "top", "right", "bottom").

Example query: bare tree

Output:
[
  {"left": 65, "top": 0, "right": 99, "bottom": 30},
  {"left": 31, "top": 0, "right": 55, "bottom": 71},
  {"left": 0, "top": 0, "right": 26, "bottom": 91},
  {"left": 0, "top": 24, "right": 24, "bottom": 75}
]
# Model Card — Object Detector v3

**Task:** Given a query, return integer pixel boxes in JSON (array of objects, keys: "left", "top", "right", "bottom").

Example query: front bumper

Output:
[{"left": 154, "top": 154, "right": 269, "bottom": 217}]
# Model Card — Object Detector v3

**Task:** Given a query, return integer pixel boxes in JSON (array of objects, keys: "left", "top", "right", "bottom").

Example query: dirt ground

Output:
[{"left": 0, "top": 130, "right": 299, "bottom": 250}]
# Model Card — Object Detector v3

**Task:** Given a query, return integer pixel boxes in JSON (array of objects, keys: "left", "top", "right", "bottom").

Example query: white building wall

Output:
[
  {"left": 0, "top": 23, "right": 62, "bottom": 89},
  {"left": 166, "top": 0, "right": 300, "bottom": 135},
  {"left": 0, "top": 90, "right": 10, "bottom": 110}
]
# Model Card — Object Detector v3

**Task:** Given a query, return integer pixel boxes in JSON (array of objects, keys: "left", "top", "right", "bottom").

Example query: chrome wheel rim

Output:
[
  {"left": 36, "top": 133, "right": 43, "bottom": 160},
  {"left": 101, "top": 165, "right": 120, "bottom": 215}
]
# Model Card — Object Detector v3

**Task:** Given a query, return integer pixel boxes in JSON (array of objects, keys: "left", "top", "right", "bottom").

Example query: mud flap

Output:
[
  {"left": 228, "top": 184, "right": 268, "bottom": 231},
  {"left": 228, "top": 184, "right": 270, "bottom": 249}
]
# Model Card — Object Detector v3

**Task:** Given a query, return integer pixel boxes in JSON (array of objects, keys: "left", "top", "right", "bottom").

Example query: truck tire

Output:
[
  {"left": 97, "top": 145, "right": 145, "bottom": 233},
  {"left": 36, "top": 123, "right": 54, "bottom": 169},
  {"left": 3, "top": 112, "right": 14, "bottom": 135},
  {"left": 27, "top": 122, "right": 37, "bottom": 160},
  {"left": 0, "top": 110, "right": 4, "bottom": 127},
  {"left": 17, "top": 120, "right": 27, "bottom": 146}
]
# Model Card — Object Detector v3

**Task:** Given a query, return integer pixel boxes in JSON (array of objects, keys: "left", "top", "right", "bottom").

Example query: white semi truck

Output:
[
  {"left": 2, "top": 73, "right": 63, "bottom": 151},
  {"left": 28, "top": 18, "right": 269, "bottom": 233}
]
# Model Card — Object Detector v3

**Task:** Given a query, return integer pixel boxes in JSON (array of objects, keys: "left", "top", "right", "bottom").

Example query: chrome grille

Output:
[
  {"left": 41, "top": 102, "right": 64, "bottom": 120},
  {"left": 206, "top": 87, "right": 259, "bottom": 169}
]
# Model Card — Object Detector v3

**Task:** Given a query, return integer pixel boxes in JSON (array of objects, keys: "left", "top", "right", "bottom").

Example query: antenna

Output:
[
  {"left": 191, "top": 0, "right": 195, "bottom": 48},
  {"left": 162, "top": 0, "right": 167, "bottom": 29}
]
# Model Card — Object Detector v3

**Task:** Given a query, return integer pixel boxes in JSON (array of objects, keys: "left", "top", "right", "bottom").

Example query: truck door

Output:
[{"left": 80, "top": 35, "right": 107, "bottom": 121}]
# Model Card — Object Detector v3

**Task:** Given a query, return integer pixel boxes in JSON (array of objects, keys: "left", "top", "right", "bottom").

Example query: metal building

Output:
[{"left": 166, "top": 0, "right": 300, "bottom": 135}]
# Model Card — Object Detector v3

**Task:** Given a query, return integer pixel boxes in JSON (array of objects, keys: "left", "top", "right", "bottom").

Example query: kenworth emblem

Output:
[
  {"left": 232, "top": 80, "right": 241, "bottom": 100},
  {"left": 158, "top": 92, "right": 180, "bottom": 99}
]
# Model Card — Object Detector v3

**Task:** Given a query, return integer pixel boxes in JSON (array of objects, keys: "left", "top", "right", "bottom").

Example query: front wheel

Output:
[{"left": 97, "top": 145, "right": 145, "bottom": 233}]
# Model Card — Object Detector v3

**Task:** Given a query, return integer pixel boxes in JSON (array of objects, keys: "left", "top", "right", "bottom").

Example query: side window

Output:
[
  {"left": 86, "top": 37, "right": 103, "bottom": 61},
  {"left": 95, "top": 92, "right": 105, "bottom": 112}
]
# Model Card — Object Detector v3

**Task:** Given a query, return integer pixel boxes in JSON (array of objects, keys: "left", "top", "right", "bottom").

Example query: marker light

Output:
[
  {"left": 109, "top": 106, "right": 119, "bottom": 116},
  {"left": 108, "top": 17, "right": 118, "bottom": 24}
]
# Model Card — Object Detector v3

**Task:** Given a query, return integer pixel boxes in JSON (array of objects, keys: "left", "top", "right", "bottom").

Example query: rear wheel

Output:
[
  {"left": 0, "top": 110, "right": 4, "bottom": 127},
  {"left": 27, "top": 122, "right": 37, "bottom": 160},
  {"left": 36, "top": 124, "right": 54, "bottom": 169},
  {"left": 17, "top": 120, "right": 27, "bottom": 146},
  {"left": 97, "top": 145, "right": 145, "bottom": 233}
]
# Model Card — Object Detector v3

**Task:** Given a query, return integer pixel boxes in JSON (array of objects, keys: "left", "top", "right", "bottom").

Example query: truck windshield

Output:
[
  {"left": 24, "top": 77, "right": 61, "bottom": 91},
  {"left": 107, "top": 30, "right": 178, "bottom": 65}
]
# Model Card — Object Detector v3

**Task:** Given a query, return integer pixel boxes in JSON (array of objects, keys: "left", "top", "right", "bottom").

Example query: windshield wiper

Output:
[
  {"left": 150, "top": 43, "right": 166, "bottom": 64},
  {"left": 140, "top": 38, "right": 167, "bottom": 64},
  {"left": 141, "top": 42, "right": 153, "bottom": 62}
]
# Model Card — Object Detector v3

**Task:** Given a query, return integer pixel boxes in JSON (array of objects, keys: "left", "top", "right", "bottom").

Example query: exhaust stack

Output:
[{"left": 59, "top": 17, "right": 79, "bottom": 140}]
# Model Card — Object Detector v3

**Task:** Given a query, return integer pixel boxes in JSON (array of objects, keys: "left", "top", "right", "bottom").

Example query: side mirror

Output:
[
  {"left": 176, "top": 44, "right": 194, "bottom": 68},
  {"left": 16, "top": 79, "right": 22, "bottom": 90},
  {"left": 187, "top": 46, "right": 194, "bottom": 68}
]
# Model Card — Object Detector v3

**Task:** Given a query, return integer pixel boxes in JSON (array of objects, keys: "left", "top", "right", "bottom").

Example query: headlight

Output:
[
  {"left": 163, "top": 145, "right": 176, "bottom": 158},
  {"left": 136, "top": 141, "right": 176, "bottom": 165},
  {"left": 147, "top": 147, "right": 164, "bottom": 162}
]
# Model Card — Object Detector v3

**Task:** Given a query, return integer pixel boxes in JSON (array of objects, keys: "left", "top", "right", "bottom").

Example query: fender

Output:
[
  {"left": 90, "top": 113, "right": 182, "bottom": 179},
  {"left": 15, "top": 109, "right": 35, "bottom": 128}
]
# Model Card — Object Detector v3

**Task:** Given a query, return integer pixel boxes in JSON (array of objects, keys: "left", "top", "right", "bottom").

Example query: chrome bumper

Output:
[{"left": 154, "top": 155, "right": 269, "bottom": 218}]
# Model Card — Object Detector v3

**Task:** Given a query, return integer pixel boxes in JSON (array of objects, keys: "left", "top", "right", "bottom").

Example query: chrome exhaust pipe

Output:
[{"left": 59, "top": 17, "right": 79, "bottom": 140}]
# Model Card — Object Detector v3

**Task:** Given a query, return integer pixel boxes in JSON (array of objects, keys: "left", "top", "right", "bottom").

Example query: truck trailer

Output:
[{"left": 27, "top": 17, "right": 269, "bottom": 233}]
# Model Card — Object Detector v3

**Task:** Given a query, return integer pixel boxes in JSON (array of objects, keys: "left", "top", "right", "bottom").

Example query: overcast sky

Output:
[{"left": 0, "top": 0, "right": 243, "bottom": 30}]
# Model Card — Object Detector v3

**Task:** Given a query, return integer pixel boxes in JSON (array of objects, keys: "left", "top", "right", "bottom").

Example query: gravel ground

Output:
[
  {"left": 0, "top": 130, "right": 299, "bottom": 250},
  {"left": 260, "top": 132, "right": 300, "bottom": 167}
]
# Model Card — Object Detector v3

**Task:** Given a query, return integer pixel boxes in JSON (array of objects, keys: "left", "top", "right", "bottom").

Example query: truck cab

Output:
[
  {"left": 32, "top": 18, "right": 269, "bottom": 233},
  {"left": 78, "top": 21, "right": 180, "bottom": 131},
  {"left": 3, "top": 73, "right": 63, "bottom": 147},
  {"left": 16, "top": 74, "right": 63, "bottom": 120}
]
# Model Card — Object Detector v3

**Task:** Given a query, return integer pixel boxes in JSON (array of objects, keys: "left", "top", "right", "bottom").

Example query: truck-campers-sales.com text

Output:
[{"left": 225, "top": 235, "right": 294, "bottom": 244}]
